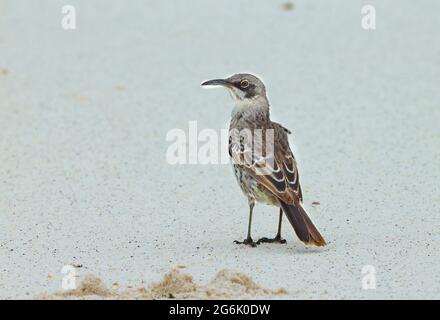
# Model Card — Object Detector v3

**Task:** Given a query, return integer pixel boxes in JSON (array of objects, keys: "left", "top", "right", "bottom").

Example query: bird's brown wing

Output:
[{"left": 229, "top": 123, "right": 302, "bottom": 205}]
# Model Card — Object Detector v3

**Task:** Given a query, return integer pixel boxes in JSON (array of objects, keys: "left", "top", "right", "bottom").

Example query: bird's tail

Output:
[{"left": 280, "top": 202, "right": 326, "bottom": 246}]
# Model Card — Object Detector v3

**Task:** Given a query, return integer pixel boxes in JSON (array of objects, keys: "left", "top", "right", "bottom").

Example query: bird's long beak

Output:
[{"left": 201, "top": 79, "right": 231, "bottom": 87}]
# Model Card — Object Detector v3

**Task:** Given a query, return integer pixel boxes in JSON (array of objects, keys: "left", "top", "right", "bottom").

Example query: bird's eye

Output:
[{"left": 240, "top": 80, "right": 249, "bottom": 88}]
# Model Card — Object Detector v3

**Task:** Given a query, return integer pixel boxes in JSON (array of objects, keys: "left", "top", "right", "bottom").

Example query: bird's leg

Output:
[
  {"left": 257, "top": 208, "right": 287, "bottom": 244},
  {"left": 234, "top": 202, "right": 258, "bottom": 247}
]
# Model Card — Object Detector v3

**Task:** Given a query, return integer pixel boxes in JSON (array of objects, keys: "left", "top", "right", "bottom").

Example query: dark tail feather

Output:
[{"left": 280, "top": 202, "right": 326, "bottom": 246}]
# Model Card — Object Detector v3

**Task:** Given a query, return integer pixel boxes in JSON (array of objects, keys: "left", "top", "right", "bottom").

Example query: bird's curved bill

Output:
[{"left": 201, "top": 79, "right": 231, "bottom": 87}]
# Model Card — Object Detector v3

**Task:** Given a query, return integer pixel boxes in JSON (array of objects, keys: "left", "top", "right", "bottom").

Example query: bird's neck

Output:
[{"left": 230, "top": 96, "right": 270, "bottom": 122}]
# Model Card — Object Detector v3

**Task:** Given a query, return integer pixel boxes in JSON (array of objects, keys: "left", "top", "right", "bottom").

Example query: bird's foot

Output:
[
  {"left": 234, "top": 237, "right": 259, "bottom": 247},
  {"left": 256, "top": 235, "right": 287, "bottom": 244}
]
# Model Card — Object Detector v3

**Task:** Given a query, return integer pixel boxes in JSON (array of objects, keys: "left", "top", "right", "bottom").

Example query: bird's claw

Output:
[
  {"left": 234, "top": 237, "right": 259, "bottom": 247},
  {"left": 256, "top": 236, "right": 287, "bottom": 244}
]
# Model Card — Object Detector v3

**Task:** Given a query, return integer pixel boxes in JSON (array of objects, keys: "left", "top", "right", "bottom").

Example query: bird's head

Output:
[{"left": 201, "top": 73, "right": 267, "bottom": 106}]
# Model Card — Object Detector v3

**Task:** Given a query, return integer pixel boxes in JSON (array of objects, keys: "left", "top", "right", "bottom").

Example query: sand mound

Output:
[{"left": 39, "top": 268, "right": 289, "bottom": 300}]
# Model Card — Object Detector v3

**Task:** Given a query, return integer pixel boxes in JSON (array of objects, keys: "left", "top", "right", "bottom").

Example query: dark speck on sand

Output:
[{"left": 282, "top": 1, "right": 295, "bottom": 11}]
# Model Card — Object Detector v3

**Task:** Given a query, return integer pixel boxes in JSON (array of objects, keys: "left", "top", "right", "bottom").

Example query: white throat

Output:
[
  {"left": 231, "top": 98, "right": 254, "bottom": 117},
  {"left": 231, "top": 98, "right": 269, "bottom": 119}
]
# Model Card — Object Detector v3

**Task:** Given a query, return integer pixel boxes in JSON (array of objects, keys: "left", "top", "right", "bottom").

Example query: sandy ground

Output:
[
  {"left": 0, "top": 0, "right": 439, "bottom": 299},
  {"left": 38, "top": 267, "right": 291, "bottom": 300}
]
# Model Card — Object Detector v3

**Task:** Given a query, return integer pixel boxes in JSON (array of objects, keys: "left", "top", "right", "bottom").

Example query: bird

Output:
[{"left": 201, "top": 73, "right": 326, "bottom": 247}]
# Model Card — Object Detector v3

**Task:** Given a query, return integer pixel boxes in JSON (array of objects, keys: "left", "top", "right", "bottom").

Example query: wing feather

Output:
[{"left": 229, "top": 122, "right": 302, "bottom": 205}]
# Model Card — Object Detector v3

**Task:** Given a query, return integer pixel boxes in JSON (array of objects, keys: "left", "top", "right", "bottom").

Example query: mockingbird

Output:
[{"left": 202, "top": 73, "right": 326, "bottom": 247}]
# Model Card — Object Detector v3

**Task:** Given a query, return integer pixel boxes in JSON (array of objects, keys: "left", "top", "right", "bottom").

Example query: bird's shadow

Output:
[{"left": 250, "top": 241, "right": 332, "bottom": 255}]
